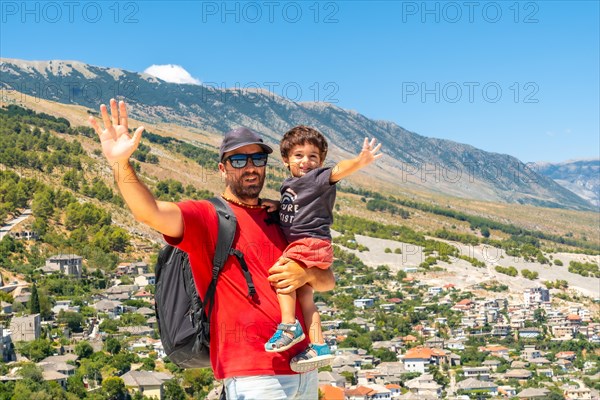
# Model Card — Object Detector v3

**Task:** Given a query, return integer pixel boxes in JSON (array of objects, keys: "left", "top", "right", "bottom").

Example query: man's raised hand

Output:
[{"left": 88, "top": 99, "right": 144, "bottom": 164}]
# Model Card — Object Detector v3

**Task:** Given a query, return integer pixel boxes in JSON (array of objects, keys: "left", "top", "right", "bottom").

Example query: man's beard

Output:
[{"left": 226, "top": 171, "right": 265, "bottom": 202}]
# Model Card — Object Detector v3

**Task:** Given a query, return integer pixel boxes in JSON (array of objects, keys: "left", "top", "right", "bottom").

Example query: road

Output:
[{"left": 0, "top": 209, "right": 32, "bottom": 241}]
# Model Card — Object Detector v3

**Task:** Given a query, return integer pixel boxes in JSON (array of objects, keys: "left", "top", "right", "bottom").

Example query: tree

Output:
[
  {"left": 372, "top": 348, "right": 398, "bottom": 362},
  {"left": 163, "top": 379, "right": 186, "bottom": 400},
  {"left": 0, "top": 380, "right": 15, "bottom": 399},
  {"left": 461, "top": 346, "right": 487, "bottom": 365},
  {"left": 38, "top": 286, "right": 53, "bottom": 319},
  {"left": 140, "top": 357, "right": 155, "bottom": 371},
  {"left": 62, "top": 169, "right": 80, "bottom": 190},
  {"left": 339, "top": 331, "right": 372, "bottom": 351},
  {"left": 16, "top": 338, "right": 53, "bottom": 362},
  {"left": 66, "top": 374, "right": 87, "bottom": 398},
  {"left": 31, "top": 189, "right": 54, "bottom": 220},
  {"left": 428, "top": 365, "right": 449, "bottom": 386},
  {"left": 17, "top": 363, "right": 44, "bottom": 383},
  {"left": 10, "top": 381, "right": 34, "bottom": 400},
  {"left": 396, "top": 270, "right": 407, "bottom": 281},
  {"left": 79, "top": 358, "right": 103, "bottom": 386},
  {"left": 120, "top": 312, "right": 147, "bottom": 326},
  {"left": 57, "top": 310, "right": 84, "bottom": 332},
  {"left": 99, "top": 319, "right": 119, "bottom": 333},
  {"left": 533, "top": 308, "right": 547, "bottom": 324},
  {"left": 340, "top": 371, "right": 357, "bottom": 385},
  {"left": 131, "top": 391, "right": 145, "bottom": 400},
  {"left": 75, "top": 341, "right": 94, "bottom": 359},
  {"left": 111, "top": 352, "right": 133, "bottom": 375},
  {"left": 104, "top": 337, "right": 121, "bottom": 354},
  {"left": 102, "top": 376, "right": 127, "bottom": 400},
  {"left": 29, "top": 283, "right": 40, "bottom": 314},
  {"left": 546, "top": 391, "right": 566, "bottom": 400},
  {"left": 183, "top": 368, "right": 214, "bottom": 396}
]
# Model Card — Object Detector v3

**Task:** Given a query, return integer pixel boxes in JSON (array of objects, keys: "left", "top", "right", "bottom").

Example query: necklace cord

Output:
[{"left": 220, "top": 193, "right": 263, "bottom": 209}]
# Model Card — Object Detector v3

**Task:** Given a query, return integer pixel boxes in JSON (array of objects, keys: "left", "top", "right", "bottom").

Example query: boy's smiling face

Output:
[{"left": 283, "top": 142, "right": 323, "bottom": 177}]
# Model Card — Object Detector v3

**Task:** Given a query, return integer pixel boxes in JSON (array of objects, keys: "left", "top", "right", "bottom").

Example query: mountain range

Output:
[
  {"left": 534, "top": 159, "right": 600, "bottom": 207},
  {"left": 0, "top": 57, "right": 594, "bottom": 211}
]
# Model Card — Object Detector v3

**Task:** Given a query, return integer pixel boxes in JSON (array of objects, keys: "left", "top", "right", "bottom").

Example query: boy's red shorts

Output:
[{"left": 282, "top": 237, "right": 333, "bottom": 270}]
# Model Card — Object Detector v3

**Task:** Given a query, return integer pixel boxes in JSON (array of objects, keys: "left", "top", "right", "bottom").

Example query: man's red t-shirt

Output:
[{"left": 164, "top": 200, "right": 310, "bottom": 379}]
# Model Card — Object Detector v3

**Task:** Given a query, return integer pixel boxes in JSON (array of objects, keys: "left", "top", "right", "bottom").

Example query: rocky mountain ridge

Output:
[{"left": 0, "top": 57, "right": 593, "bottom": 210}]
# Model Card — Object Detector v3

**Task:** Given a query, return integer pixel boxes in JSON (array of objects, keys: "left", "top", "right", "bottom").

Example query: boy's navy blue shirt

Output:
[{"left": 279, "top": 167, "right": 337, "bottom": 242}]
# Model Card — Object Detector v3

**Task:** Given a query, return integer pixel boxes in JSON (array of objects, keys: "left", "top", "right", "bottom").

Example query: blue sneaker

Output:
[
  {"left": 265, "top": 319, "right": 305, "bottom": 352},
  {"left": 290, "top": 343, "right": 335, "bottom": 373}
]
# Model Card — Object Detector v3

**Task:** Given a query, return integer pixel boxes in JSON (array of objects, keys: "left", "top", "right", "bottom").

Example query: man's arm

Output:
[
  {"left": 329, "top": 137, "right": 382, "bottom": 183},
  {"left": 89, "top": 99, "right": 183, "bottom": 238},
  {"left": 268, "top": 259, "right": 336, "bottom": 294},
  {"left": 111, "top": 161, "right": 183, "bottom": 238}
]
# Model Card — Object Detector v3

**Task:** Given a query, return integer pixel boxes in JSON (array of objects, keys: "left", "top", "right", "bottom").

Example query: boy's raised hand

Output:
[
  {"left": 88, "top": 98, "right": 144, "bottom": 164},
  {"left": 356, "top": 137, "right": 383, "bottom": 167}
]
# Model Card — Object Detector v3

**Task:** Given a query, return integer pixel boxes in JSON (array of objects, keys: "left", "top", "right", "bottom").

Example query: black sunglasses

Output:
[{"left": 224, "top": 153, "right": 268, "bottom": 168}]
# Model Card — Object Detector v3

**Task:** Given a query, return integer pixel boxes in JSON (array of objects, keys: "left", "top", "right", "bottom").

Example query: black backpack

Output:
[{"left": 154, "top": 197, "right": 257, "bottom": 369}]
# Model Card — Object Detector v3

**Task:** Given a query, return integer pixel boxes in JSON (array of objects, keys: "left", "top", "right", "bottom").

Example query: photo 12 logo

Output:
[
  {"left": 1, "top": 1, "right": 140, "bottom": 24},
  {"left": 1, "top": 80, "right": 139, "bottom": 105},
  {"left": 201, "top": 81, "right": 339, "bottom": 104},
  {"left": 401, "top": 81, "right": 540, "bottom": 104},
  {"left": 200, "top": 1, "right": 340, "bottom": 23},
  {"left": 398, "top": 161, "right": 540, "bottom": 185},
  {"left": 401, "top": 1, "right": 539, "bottom": 23}
]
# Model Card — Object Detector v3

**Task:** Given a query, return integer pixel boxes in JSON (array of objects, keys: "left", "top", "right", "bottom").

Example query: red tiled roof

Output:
[
  {"left": 479, "top": 345, "right": 509, "bottom": 353},
  {"left": 345, "top": 385, "right": 374, "bottom": 396},
  {"left": 567, "top": 314, "right": 582, "bottom": 320},
  {"left": 556, "top": 351, "right": 576, "bottom": 359},
  {"left": 320, "top": 385, "right": 344, "bottom": 400},
  {"left": 404, "top": 347, "right": 434, "bottom": 360},
  {"left": 431, "top": 348, "right": 446, "bottom": 356}
]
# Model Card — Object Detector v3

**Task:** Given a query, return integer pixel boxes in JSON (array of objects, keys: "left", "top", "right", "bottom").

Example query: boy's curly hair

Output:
[{"left": 280, "top": 125, "right": 328, "bottom": 161}]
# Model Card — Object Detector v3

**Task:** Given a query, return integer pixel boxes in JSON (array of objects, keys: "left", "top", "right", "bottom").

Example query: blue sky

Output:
[{"left": 1, "top": 0, "right": 598, "bottom": 163}]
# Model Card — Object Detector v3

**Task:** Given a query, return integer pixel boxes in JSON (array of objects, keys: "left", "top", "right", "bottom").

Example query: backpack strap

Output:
[
  {"left": 203, "top": 197, "right": 257, "bottom": 320},
  {"left": 230, "top": 248, "right": 257, "bottom": 299}
]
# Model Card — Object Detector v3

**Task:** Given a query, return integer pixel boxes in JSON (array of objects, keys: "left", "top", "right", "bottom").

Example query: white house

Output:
[
  {"left": 354, "top": 298, "right": 375, "bottom": 309},
  {"left": 42, "top": 254, "right": 83, "bottom": 278},
  {"left": 51, "top": 300, "right": 80, "bottom": 315},
  {"left": 10, "top": 314, "right": 41, "bottom": 342},
  {"left": 401, "top": 348, "right": 434, "bottom": 373},
  {"left": 523, "top": 287, "right": 550, "bottom": 307},
  {"left": 428, "top": 287, "right": 442, "bottom": 295},
  {"left": 135, "top": 273, "right": 155, "bottom": 287},
  {"left": 0, "top": 326, "right": 15, "bottom": 362}
]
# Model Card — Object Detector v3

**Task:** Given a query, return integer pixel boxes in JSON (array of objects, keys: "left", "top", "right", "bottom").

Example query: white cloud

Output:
[{"left": 143, "top": 64, "right": 201, "bottom": 85}]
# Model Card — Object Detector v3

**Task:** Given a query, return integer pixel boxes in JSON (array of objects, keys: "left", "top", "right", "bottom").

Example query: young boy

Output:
[{"left": 263, "top": 125, "right": 382, "bottom": 372}]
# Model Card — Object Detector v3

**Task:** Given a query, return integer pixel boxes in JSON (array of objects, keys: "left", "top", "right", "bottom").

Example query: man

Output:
[{"left": 89, "top": 99, "right": 335, "bottom": 399}]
